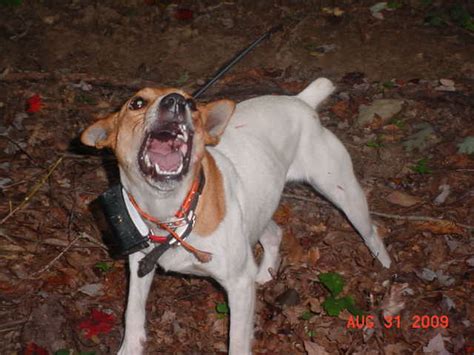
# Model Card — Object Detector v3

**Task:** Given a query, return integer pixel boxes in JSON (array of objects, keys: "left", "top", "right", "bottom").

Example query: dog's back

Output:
[{"left": 208, "top": 78, "right": 335, "bottom": 241}]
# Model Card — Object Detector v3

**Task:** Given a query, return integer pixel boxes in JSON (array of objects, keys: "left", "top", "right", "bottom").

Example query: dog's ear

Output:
[
  {"left": 80, "top": 113, "right": 118, "bottom": 149},
  {"left": 200, "top": 99, "right": 235, "bottom": 145}
]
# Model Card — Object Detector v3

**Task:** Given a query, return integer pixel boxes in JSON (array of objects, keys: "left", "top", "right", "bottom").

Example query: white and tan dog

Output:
[{"left": 81, "top": 78, "right": 391, "bottom": 354}]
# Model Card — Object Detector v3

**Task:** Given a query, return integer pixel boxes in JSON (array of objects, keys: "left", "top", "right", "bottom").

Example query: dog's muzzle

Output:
[{"left": 137, "top": 93, "right": 195, "bottom": 182}]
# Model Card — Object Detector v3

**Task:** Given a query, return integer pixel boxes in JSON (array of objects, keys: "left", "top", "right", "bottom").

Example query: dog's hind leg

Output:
[
  {"left": 118, "top": 252, "right": 155, "bottom": 355},
  {"left": 288, "top": 128, "right": 391, "bottom": 268},
  {"left": 256, "top": 220, "right": 282, "bottom": 284}
]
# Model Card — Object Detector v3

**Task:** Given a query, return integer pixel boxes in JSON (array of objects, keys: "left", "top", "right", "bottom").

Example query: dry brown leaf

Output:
[
  {"left": 385, "top": 191, "right": 422, "bottom": 207},
  {"left": 304, "top": 340, "right": 329, "bottom": 355},
  {"left": 330, "top": 101, "right": 351, "bottom": 119},
  {"left": 273, "top": 204, "right": 291, "bottom": 224},
  {"left": 414, "top": 220, "right": 464, "bottom": 235}
]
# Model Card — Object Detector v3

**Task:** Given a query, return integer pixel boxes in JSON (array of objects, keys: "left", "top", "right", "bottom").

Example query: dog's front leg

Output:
[
  {"left": 225, "top": 260, "right": 258, "bottom": 355},
  {"left": 118, "top": 252, "right": 155, "bottom": 355}
]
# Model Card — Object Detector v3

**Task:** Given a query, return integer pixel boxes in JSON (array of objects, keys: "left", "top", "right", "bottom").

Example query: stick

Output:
[
  {"left": 282, "top": 193, "right": 474, "bottom": 231},
  {"left": 192, "top": 24, "right": 283, "bottom": 98},
  {"left": 0, "top": 156, "right": 63, "bottom": 225}
]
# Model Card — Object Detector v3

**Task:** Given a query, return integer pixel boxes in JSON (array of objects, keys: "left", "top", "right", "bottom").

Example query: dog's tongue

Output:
[{"left": 148, "top": 139, "right": 181, "bottom": 171}]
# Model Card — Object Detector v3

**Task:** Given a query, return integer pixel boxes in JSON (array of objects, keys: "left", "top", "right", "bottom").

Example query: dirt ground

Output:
[{"left": 0, "top": 1, "right": 473, "bottom": 354}]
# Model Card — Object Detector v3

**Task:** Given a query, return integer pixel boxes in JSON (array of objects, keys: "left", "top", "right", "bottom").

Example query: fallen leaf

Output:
[
  {"left": 385, "top": 191, "right": 421, "bottom": 207},
  {"left": 79, "top": 283, "right": 104, "bottom": 297},
  {"left": 423, "top": 333, "right": 450, "bottom": 354},
  {"left": 26, "top": 94, "right": 42, "bottom": 113},
  {"left": 304, "top": 340, "right": 329, "bottom": 355},
  {"left": 79, "top": 309, "right": 116, "bottom": 339},
  {"left": 414, "top": 220, "right": 464, "bottom": 235}
]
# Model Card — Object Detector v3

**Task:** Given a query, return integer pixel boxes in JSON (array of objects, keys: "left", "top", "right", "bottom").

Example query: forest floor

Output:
[{"left": 0, "top": 1, "right": 473, "bottom": 354}]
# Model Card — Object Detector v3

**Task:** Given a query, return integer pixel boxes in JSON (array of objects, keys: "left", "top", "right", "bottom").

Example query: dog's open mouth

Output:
[{"left": 138, "top": 123, "right": 193, "bottom": 181}]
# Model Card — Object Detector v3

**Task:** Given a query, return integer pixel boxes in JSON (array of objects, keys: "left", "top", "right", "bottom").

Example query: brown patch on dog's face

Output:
[{"left": 81, "top": 87, "right": 235, "bottom": 192}]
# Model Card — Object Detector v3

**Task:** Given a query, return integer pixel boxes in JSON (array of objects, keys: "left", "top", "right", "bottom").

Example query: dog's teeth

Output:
[
  {"left": 145, "top": 154, "right": 151, "bottom": 167},
  {"left": 154, "top": 163, "right": 161, "bottom": 174}
]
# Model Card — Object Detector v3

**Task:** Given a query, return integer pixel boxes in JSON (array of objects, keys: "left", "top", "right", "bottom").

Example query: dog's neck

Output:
[{"left": 120, "top": 151, "right": 226, "bottom": 235}]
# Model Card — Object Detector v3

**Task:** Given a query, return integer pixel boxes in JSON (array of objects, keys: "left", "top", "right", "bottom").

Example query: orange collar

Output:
[{"left": 127, "top": 171, "right": 211, "bottom": 263}]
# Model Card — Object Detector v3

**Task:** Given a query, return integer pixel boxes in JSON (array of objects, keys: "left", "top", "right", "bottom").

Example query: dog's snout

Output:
[{"left": 160, "top": 93, "right": 186, "bottom": 114}]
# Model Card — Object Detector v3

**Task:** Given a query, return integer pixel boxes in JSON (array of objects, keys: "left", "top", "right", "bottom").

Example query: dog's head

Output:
[{"left": 81, "top": 88, "right": 235, "bottom": 192}]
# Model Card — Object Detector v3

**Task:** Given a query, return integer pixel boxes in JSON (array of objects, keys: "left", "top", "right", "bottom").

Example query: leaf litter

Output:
[{"left": 0, "top": 1, "right": 473, "bottom": 354}]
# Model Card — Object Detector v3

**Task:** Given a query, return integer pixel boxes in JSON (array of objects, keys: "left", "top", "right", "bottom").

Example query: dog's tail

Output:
[{"left": 297, "top": 78, "right": 335, "bottom": 109}]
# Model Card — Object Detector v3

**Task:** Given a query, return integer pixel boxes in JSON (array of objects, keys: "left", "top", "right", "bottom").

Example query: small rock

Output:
[{"left": 357, "top": 99, "right": 404, "bottom": 127}]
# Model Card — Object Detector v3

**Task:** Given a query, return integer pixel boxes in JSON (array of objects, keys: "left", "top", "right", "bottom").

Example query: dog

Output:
[{"left": 81, "top": 78, "right": 391, "bottom": 354}]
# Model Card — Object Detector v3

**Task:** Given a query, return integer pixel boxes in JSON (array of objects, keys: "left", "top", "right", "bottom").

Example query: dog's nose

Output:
[{"left": 160, "top": 93, "right": 186, "bottom": 115}]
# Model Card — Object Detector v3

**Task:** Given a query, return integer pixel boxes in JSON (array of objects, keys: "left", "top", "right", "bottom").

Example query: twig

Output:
[
  {"left": 0, "top": 156, "right": 63, "bottom": 225},
  {"left": 0, "top": 319, "right": 28, "bottom": 332},
  {"left": 370, "top": 211, "right": 474, "bottom": 231},
  {"left": 28, "top": 233, "right": 82, "bottom": 278},
  {"left": 282, "top": 193, "right": 474, "bottom": 231}
]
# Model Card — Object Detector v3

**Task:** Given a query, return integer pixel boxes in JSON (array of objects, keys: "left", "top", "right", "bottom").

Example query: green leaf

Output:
[
  {"left": 216, "top": 302, "right": 229, "bottom": 314},
  {"left": 95, "top": 261, "right": 113, "bottom": 272},
  {"left": 410, "top": 158, "right": 432, "bottom": 174},
  {"left": 319, "top": 272, "right": 344, "bottom": 296},
  {"left": 79, "top": 352, "right": 97, "bottom": 355},
  {"left": 322, "top": 296, "right": 346, "bottom": 316},
  {"left": 341, "top": 296, "right": 364, "bottom": 316},
  {"left": 457, "top": 136, "right": 474, "bottom": 155},
  {"left": 306, "top": 329, "right": 316, "bottom": 337},
  {"left": 300, "top": 310, "right": 315, "bottom": 320}
]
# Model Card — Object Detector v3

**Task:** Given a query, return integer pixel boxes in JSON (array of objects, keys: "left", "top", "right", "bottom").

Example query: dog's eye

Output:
[{"left": 129, "top": 96, "right": 147, "bottom": 110}]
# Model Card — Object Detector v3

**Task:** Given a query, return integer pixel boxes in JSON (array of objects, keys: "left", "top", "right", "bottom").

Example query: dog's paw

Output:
[
  {"left": 117, "top": 335, "right": 146, "bottom": 355},
  {"left": 256, "top": 258, "right": 280, "bottom": 285}
]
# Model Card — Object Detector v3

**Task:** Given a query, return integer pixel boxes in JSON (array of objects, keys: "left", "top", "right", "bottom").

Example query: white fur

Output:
[{"left": 118, "top": 78, "right": 391, "bottom": 355}]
